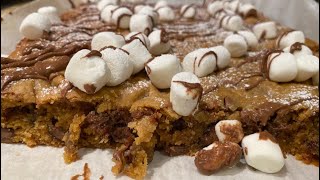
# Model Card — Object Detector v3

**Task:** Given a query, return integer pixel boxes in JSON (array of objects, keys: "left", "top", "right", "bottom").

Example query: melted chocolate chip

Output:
[{"left": 83, "top": 84, "right": 97, "bottom": 94}]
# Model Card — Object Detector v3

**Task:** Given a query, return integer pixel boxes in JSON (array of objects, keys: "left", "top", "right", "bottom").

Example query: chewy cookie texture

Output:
[{"left": 1, "top": 0, "right": 319, "bottom": 179}]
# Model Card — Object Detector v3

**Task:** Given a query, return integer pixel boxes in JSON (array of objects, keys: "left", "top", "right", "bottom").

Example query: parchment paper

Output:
[{"left": 1, "top": 0, "right": 319, "bottom": 179}]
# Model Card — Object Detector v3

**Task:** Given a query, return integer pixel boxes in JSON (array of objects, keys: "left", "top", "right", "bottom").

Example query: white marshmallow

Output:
[
  {"left": 227, "top": 0, "right": 241, "bottom": 12},
  {"left": 91, "top": 32, "right": 125, "bottom": 50},
  {"left": 170, "top": 72, "right": 202, "bottom": 116},
  {"left": 237, "top": 31, "right": 258, "bottom": 48},
  {"left": 207, "top": 1, "right": 223, "bottom": 17},
  {"left": 220, "top": 15, "right": 244, "bottom": 31},
  {"left": 180, "top": 4, "right": 196, "bottom": 19},
  {"left": 277, "top": 31, "right": 305, "bottom": 49},
  {"left": 100, "top": 5, "right": 118, "bottom": 24},
  {"left": 145, "top": 54, "right": 182, "bottom": 89},
  {"left": 65, "top": 49, "right": 111, "bottom": 94},
  {"left": 134, "top": 5, "right": 151, "bottom": 13},
  {"left": 241, "top": 132, "right": 285, "bottom": 173},
  {"left": 313, "top": 72, "right": 319, "bottom": 85},
  {"left": 100, "top": 47, "right": 133, "bottom": 86},
  {"left": 138, "top": 6, "right": 159, "bottom": 26},
  {"left": 268, "top": 52, "right": 298, "bottom": 82},
  {"left": 125, "top": 32, "right": 150, "bottom": 49},
  {"left": 19, "top": 13, "right": 51, "bottom": 40},
  {"left": 294, "top": 55, "right": 319, "bottom": 82},
  {"left": 37, "top": 6, "right": 61, "bottom": 24},
  {"left": 97, "top": 0, "right": 119, "bottom": 11},
  {"left": 111, "top": 7, "right": 132, "bottom": 29},
  {"left": 215, "top": 120, "right": 243, "bottom": 143},
  {"left": 182, "top": 48, "right": 217, "bottom": 77},
  {"left": 239, "top": 4, "right": 257, "bottom": 17},
  {"left": 154, "top": 0, "right": 168, "bottom": 10},
  {"left": 157, "top": 6, "right": 175, "bottom": 22},
  {"left": 209, "top": 45, "right": 231, "bottom": 69},
  {"left": 122, "top": 39, "right": 152, "bottom": 74},
  {"left": 223, "top": 34, "right": 248, "bottom": 58},
  {"left": 253, "top": 21, "right": 277, "bottom": 39},
  {"left": 129, "top": 14, "right": 153, "bottom": 35},
  {"left": 283, "top": 43, "right": 313, "bottom": 57},
  {"left": 148, "top": 29, "right": 171, "bottom": 55}
]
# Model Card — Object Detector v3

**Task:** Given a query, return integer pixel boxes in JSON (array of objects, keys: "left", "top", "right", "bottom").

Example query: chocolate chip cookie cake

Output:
[{"left": 1, "top": 0, "right": 319, "bottom": 179}]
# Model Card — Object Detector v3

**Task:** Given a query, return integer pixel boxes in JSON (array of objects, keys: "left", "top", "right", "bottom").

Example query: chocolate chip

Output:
[{"left": 83, "top": 84, "right": 96, "bottom": 94}]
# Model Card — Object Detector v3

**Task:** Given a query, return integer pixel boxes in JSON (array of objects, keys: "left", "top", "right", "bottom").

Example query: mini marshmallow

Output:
[
  {"left": 209, "top": 45, "right": 231, "bottom": 69},
  {"left": 277, "top": 31, "right": 305, "bottom": 49},
  {"left": 138, "top": 6, "right": 159, "bottom": 26},
  {"left": 294, "top": 55, "right": 319, "bottom": 82},
  {"left": 134, "top": 5, "right": 151, "bottom": 13},
  {"left": 223, "top": 34, "right": 248, "bottom": 58},
  {"left": 130, "top": 14, "right": 153, "bottom": 35},
  {"left": 122, "top": 39, "right": 152, "bottom": 74},
  {"left": 170, "top": 72, "right": 202, "bottom": 116},
  {"left": 182, "top": 48, "right": 217, "bottom": 77},
  {"left": 180, "top": 4, "right": 197, "bottom": 19},
  {"left": 65, "top": 49, "right": 111, "bottom": 94},
  {"left": 111, "top": 7, "right": 132, "bottom": 29},
  {"left": 145, "top": 54, "right": 182, "bottom": 89},
  {"left": 207, "top": 1, "right": 223, "bottom": 17},
  {"left": 100, "top": 47, "right": 133, "bottom": 86},
  {"left": 267, "top": 52, "right": 298, "bottom": 82},
  {"left": 125, "top": 32, "right": 150, "bottom": 49},
  {"left": 157, "top": 6, "right": 175, "bottom": 22},
  {"left": 237, "top": 31, "right": 258, "bottom": 48},
  {"left": 220, "top": 15, "right": 244, "bottom": 31},
  {"left": 37, "top": 6, "right": 61, "bottom": 24},
  {"left": 241, "top": 132, "right": 285, "bottom": 173},
  {"left": 100, "top": 5, "right": 119, "bottom": 24},
  {"left": 313, "top": 72, "right": 319, "bottom": 85},
  {"left": 97, "top": 0, "right": 119, "bottom": 11},
  {"left": 253, "top": 21, "right": 277, "bottom": 39},
  {"left": 148, "top": 29, "right": 171, "bottom": 55},
  {"left": 19, "top": 13, "right": 51, "bottom": 40},
  {"left": 227, "top": 0, "right": 241, "bottom": 12},
  {"left": 239, "top": 4, "right": 257, "bottom": 17},
  {"left": 283, "top": 43, "right": 313, "bottom": 57},
  {"left": 154, "top": 0, "right": 168, "bottom": 10},
  {"left": 215, "top": 120, "right": 244, "bottom": 143},
  {"left": 91, "top": 32, "right": 125, "bottom": 50}
]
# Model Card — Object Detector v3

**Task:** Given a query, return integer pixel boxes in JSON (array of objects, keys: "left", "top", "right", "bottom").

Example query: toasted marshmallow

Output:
[
  {"left": 37, "top": 6, "right": 61, "bottom": 24},
  {"left": 65, "top": 49, "right": 111, "bottom": 94},
  {"left": 313, "top": 72, "right": 319, "bottom": 85},
  {"left": 122, "top": 39, "right": 152, "bottom": 74},
  {"left": 100, "top": 5, "right": 118, "bottom": 24},
  {"left": 253, "top": 21, "right": 277, "bottom": 39},
  {"left": 220, "top": 15, "right": 244, "bottom": 31},
  {"left": 111, "top": 7, "right": 132, "bottom": 29},
  {"left": 154, "top": 0, "right": 168, "bottom": 10},
  {"left": 215, "top": 120, "right": 244, "bottom": 143},
  {"left": 157, "top": 6, "right": 175, "bottom": 22},
  {"left": 100, "top": 47, "right": 133, "bottom": 86},
  {"left": 91, "top": 32, "right": 125, "bottom": 50},
  {"left": 125, "top": 32, "right": 150, "bottom": 49},
  {"left": 170, "top": 72, "right": 202, "bottom": 116},
  {"left": 237, "top": 31, "right": 258, "bottom": 48},
  {"left": 97, "top": 0, "right": 119, "bottom": 11},
  {"left": 277, "top": 31, "right": 305, "bottom": 49},
  {"left": 294, "top": 55, "right": 319, "bottom": 82},
  {"left": 180, "top": 4, "right": 196, "bottom": 19},
  {"left": 148, "top": 29, "right": 171, "bottom": 55},
  {"left": 239, "top": 4, "right": 257, "bottom": 18},
  {"left": 241, "top": 132, "right": 285, "bottom": 173},
  {"left": 130, "top": 14, "right": 153, "bottom": 35},
  {"left": 138, "top": 6, "right": 159, "bottom": 26},
  {"left": 207, "top": 1, "right": 223, "bottom": 17},
  {"left": 19, "top": 13, "right": 51, "bottom": 40},
  {"left": 283, "top": 42, "right": 313, "bottom": 57},
  {"left": 267, "top": 52, "right": 297, "bottom": 82},
  {"left": 223, "top": 34, "right": 248, "bottom": 58},
  {"left": 209, "top": 45, "right": 231, "bottom": 69},
  {"left": 145, "top": 54, "right": 182, "bottom": 89},
  {"left": 182, "top": 48, "right": 217, "bottom": 77}
]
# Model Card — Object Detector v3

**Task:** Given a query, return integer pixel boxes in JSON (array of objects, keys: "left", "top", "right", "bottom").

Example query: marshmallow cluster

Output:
[
  {"left": 97, "top": 0, "right": 119, "bottom": 11},
  {"left": 91, "top": 32, "right": 125, "bottom": 50},
  {"left": 215, "top": 120, "right": 244, "bottom": 143},
  {"left": 277, "top": 31, "right": 305, "bottom": 49},
  {"left": 180, "top": 4, "right": 197, "bottom": 19},
  {"left": 241, "top": 132, "right": 285, "bottom": 173},
  {"left": 148, "top": 29, "right": 171, "bottom": 55},
  {"left": 253, "top": 21, "right": 277, "bottom": 40},
  {"left": 170, "top": 72, "right": 202, "bottom": 116},
  {"left": 20, "top": 6, "right": 61, "bottom": 40},
  {"left": 145, "top": 54, "right": 182, "bottom": 89}
]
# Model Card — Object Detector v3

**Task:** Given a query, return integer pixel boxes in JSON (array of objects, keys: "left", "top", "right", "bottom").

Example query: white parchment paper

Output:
[{"left": 1, "top": 0, "right": 319, "bottom": 179}]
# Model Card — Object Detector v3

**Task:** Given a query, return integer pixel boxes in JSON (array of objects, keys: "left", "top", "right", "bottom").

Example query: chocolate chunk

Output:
[
  {"left": 1, "top": 128, "right": 15, "bottom": 143},
  {"left": 48, "top": 123, "right": 66, "bottom": 141}
]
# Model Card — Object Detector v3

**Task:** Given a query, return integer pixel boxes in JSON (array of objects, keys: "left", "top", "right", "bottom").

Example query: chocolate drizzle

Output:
[
  {"left": 85, "top": 50, "right": 102, "bottom": 58},
  {"left": 290, "top": 42, "right": 304, "bottom": 54},
  {"left": 180, "top": 4, "right": 195, "bottom": 17},
  {"left": 261, "top": 50, "right": 283, "bottom": 79},
  {"left": 276, "top": 30, "right": 294, "bottom": 47},
  {"left": 173, "top": 81, "right": 203, "bottom": 100},
  {"left": 198, "top": 51, "right": 218, "bottom": 67}
]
